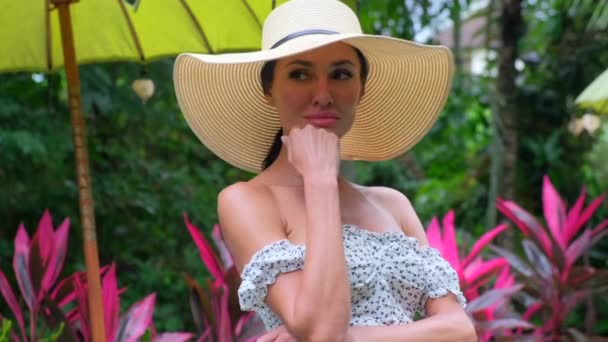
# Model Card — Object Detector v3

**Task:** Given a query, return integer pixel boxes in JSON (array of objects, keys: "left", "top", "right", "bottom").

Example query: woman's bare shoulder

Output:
[
  {"left": 217, "top": 179, "right": 287, "bottom": 270},
  {"left": 357, "top": 184, "right": 428, "bottom": 245},
  {"left": 356, "top": 184, "right": 412, "bottom": 207}
]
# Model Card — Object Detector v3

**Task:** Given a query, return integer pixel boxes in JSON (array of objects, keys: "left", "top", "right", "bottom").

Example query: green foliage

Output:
[
  {"left": 37, "top": 323, "right": 64, "bottom": 342},
  {"left": 517, "top": 0, "right": 608, "bottom": 209},
  {"left": 0, "top": 320, "right": 12, "bottom": 342},
  {"left": 0, "top": 60, "right": 251, "bottom": 332}
]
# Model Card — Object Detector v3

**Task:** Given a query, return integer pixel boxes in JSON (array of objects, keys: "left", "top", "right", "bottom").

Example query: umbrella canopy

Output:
[
  {"left": 1, "top": 0, "right": 358, "bottom": 340},
  {"left": 1, "top": 0, "right": 310, "bottom": 72},
  {"left": 576, "top": 68, "right": 608, "bottom": 115}
]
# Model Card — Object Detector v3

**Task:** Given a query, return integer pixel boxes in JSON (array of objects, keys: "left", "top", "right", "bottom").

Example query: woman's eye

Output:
[
  {"left": 333, "top": 69, "right": 354, "bottom": 80},
  {"left": 289, "top": 70, "right": 308, "bottom": 80}
]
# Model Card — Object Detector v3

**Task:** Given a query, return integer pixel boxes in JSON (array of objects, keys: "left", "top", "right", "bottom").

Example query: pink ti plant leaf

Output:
[
  {"left": 478, "top": 318, "right": 534, "bottom": 333},
  {"left": 496, "top": 199, "right": 555, "bottom": 258},
  {"left": 569, "top": 194, "right": 606, "bottom": 241},
  {"left": 13, "top": 223, "right": 38, "bottom": 339},
  {"left": 198, "top": 329, "right": 212, "bottom": 342},
  {"left": 465, "top": 284, "right": 524, "bottom": 313},
  {"left": 521, "top": 240, "right": 552, "bottom": 281},
  {"left": 462, "top": 223, "right": 509, "bottom": 269},
  {"left": 73, "top": 273, "right": 91, "bottom": 342},
  {"left": 591, "top": 219, "right": 608, "bottom": 240},
  {"left": 441, "top": 211, "right": 460, "bottom": 271},
  {"left": 514, "top": 301, "right": 542, "bottom": 335},
  {"left": 185, "top": 214, "right": 224, "bottom": 283},
  {"left": 426, "top": 217, "right": 445, "bottom": 256},
  {"left": 40, "top": 218, "right": 70, "bottom": 301},
  {"left": 152, "top": 333, "right": 194, "bottom": 342},
  {"left": 215, "top": 284, "right": 232, "bottom": 342},
  {"left": 29, "top": 211, "right": 55, "bottom": 301},
  {"left": 568, "top": 266, "right": 596, "bottom": 288},
  {"left": 51, "top": 272, "right": 81, "bottom": 309},
  {"left": 102, "top": 264, "right": 121, "bottom": 342},
  {"left": 562, "top": 229, "right": 593, "bottom": 283},
  {"left": 212, "top": 224, "right": 235, "bottom": 270},
  {"left": 115, "top": 293, "right": 156, "bottom": 342},
  {"left": 13, "top": 224, "right": 35, "bottom": 313},
  {"left": 426, "top": 214, "right": 459, "bottom": 272},
  {"left": 465, "top": 259, "right": 509, "bottom": 293},
  {"left": 0, "top": 270, "right": 26, "bottom": 341},
  {"left": 233, "top": 311, "right": 255, "bottom": 337},
  {"left": 564, "top": 186, "right": 587, "bottom": 243},
  {"left": 490, "top": 245, "right": 533, "bottom": 278},
  {"left": 542, "top": 176, "right": 568, "bottom": 251}
]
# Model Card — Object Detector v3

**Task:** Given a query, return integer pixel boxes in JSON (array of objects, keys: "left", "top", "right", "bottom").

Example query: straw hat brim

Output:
[{"left": 173, "top": 33, "right": 454, "bottom": 173}]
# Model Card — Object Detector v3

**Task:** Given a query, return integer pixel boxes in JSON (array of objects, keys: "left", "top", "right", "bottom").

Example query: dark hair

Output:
[{"left": 260, "top": 48, "right": 369, "bottom": 170}]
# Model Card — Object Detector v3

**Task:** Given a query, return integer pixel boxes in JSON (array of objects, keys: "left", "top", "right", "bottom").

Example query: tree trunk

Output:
[
  {"left": 486, "top": 0, "right": 500, "bottom": 228},
  {"left": 498, "top": 0, "right": 521, "bottom": 201},
  {"left": 489, "top": 0, "right": 522, "bottom": 245},
  {"left": 450, "top": 0, "right": 463, "bottom": 75}
]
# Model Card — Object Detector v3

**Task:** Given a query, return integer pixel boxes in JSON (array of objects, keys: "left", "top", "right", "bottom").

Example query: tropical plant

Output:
[
  {"left": 494, "top": 175, "right": 608, "bottom": 339},
  {"left": 70, "top": 264, "right": 192, "bottom": 342},
  {"left": 0, "top": 211, "right": 192, "bottom": 342},
  {"left": 0, "top": 320, "right": 14, "bottom": 342},
  {"left": 426, "top": 210, "right": 532, "bottom": 340},
  {"left": 184, "top": 215, "right": 263, "bottom": 342},
  {"left": 0, "top": 210, "right": 78, "bottom": 341}
]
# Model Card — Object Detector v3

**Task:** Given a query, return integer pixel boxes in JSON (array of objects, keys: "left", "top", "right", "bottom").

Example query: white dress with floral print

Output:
[{"left": 238, "top": 224, "right": 466, "bottom": 331}]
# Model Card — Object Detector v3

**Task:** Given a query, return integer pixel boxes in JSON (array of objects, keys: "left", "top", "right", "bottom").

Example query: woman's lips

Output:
[{"left": 305, "top": 113, "right": 339, "bottom": 128}]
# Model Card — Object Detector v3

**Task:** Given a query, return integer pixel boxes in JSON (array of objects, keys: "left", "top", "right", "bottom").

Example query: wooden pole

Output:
[{"left": 52, "top": 1, "right": 107, "bottom": 340}]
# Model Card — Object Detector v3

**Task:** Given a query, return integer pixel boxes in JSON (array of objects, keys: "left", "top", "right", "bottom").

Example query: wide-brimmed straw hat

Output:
[{"left": 173, "top": 0, "right": 454, "bottom": 173}]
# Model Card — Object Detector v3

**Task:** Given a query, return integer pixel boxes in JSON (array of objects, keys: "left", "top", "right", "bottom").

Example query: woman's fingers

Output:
[{"left": 282, "top": 124, "right": 340, "bottom": 178}]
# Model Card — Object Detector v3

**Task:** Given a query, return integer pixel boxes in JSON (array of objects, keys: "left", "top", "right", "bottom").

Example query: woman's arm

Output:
[
  {"left": 259, "top": 295, "right": 475, "bottom": 342},
  {"left": 347, "top": 294, "right": 477, "bottom": 342},
  {"left": 350, "top": 187, "right": 476, "bottom": 341},
  {"left": 281, "top": 126, "right": 351, "bottom": 340},
  {"left": 219, "top": 126, "right": 351, "bottom": 342}
]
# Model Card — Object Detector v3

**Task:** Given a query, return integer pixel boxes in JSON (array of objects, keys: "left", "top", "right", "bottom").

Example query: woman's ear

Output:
[
  {"left": 358, "top": 85, "right": 365, "bottom": 104},
  {"left": 265, "top": 92, "right": 274, "bottom": 106}
]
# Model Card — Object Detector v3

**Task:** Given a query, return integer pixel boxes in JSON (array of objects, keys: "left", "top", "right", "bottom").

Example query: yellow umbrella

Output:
[
  {"left": 0, "top": 1, "right": 358, "bottom": 340},
  {"left": 576, "top": 68, "right": 608, "bottom": 115}
]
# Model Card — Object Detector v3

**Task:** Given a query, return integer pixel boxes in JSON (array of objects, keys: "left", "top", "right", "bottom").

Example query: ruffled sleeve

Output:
[
  {"left": 238, "top": 240, "right": 305, "bottom": 311},
  {"left": 418, "top": 247, "right": 467, "bottom": 316}
]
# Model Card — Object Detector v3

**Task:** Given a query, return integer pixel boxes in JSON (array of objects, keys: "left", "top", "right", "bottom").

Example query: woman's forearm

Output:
[
  {"left": 348, "top": 313, "right": 476, "bottom": 342},
  {"left": 292, "top": 176, "right": 351, "bottom": 341}
]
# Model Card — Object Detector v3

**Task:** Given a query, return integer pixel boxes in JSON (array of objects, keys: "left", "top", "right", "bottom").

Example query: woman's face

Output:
[{"left": 266, "top": 42, "right": 364, "bottom": 137}]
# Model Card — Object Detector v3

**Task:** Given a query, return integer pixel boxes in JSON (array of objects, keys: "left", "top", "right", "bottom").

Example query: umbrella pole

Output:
[{"left": 53, "top": 1, "right": 107, "bottom": 341}]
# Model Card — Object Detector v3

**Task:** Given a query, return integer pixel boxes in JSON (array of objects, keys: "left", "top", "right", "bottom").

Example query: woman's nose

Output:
[{"left": 312, "top": 77, "right": 333, "bottom": 107}]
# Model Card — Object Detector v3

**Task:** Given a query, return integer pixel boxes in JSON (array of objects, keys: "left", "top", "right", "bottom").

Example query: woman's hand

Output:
[
  {"left": 256, "top": 325, "right": 298, "bottom": 342},
  {"left": 282, "top": 125, "right": 340, "bottom": 181}
]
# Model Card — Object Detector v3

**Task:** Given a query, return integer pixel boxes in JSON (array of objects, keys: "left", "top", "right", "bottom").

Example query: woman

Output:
[{"left": 174, "top": 1, "right": 476, "bottom": 341}]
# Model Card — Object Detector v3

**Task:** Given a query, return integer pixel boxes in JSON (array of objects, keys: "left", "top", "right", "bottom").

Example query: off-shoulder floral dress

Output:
[{"left": 238, "top": 224, "right": 466, "bottom": 331}]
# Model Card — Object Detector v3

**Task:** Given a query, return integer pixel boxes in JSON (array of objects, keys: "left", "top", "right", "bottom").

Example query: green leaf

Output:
[{"left": 0, "top": 320, "right": 13, "bottom": 342}]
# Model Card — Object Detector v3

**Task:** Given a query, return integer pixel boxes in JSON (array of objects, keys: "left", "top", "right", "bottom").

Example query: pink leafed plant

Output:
[
  {"left": 71, "top": 263, "right": 193, "bottom": 342},
  {"left": 427, "top": 210, "right": 532, "bottom": 340},
  {"left": 0, "top": 210, "right": 192, "bottom": 342},
  {"left": 0, "top": 210, "right": 79, "bottom": 341},
  {"left": 495, "top": 175, "right": 608, "bottom": 339},
  {"left": 184, "top": 215, "right": 263, "bottom": 342}
]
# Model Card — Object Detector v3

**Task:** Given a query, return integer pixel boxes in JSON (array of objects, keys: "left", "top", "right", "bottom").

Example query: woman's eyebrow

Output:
[
  {"left": 286, "top": 59, "right": 355, "bottom": 67},
  {"left": 332, "top": 60, "right": 355, "bottom": 67},
  {"left": 287, "top": 60, "right": 313, "bottom": 67}
]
